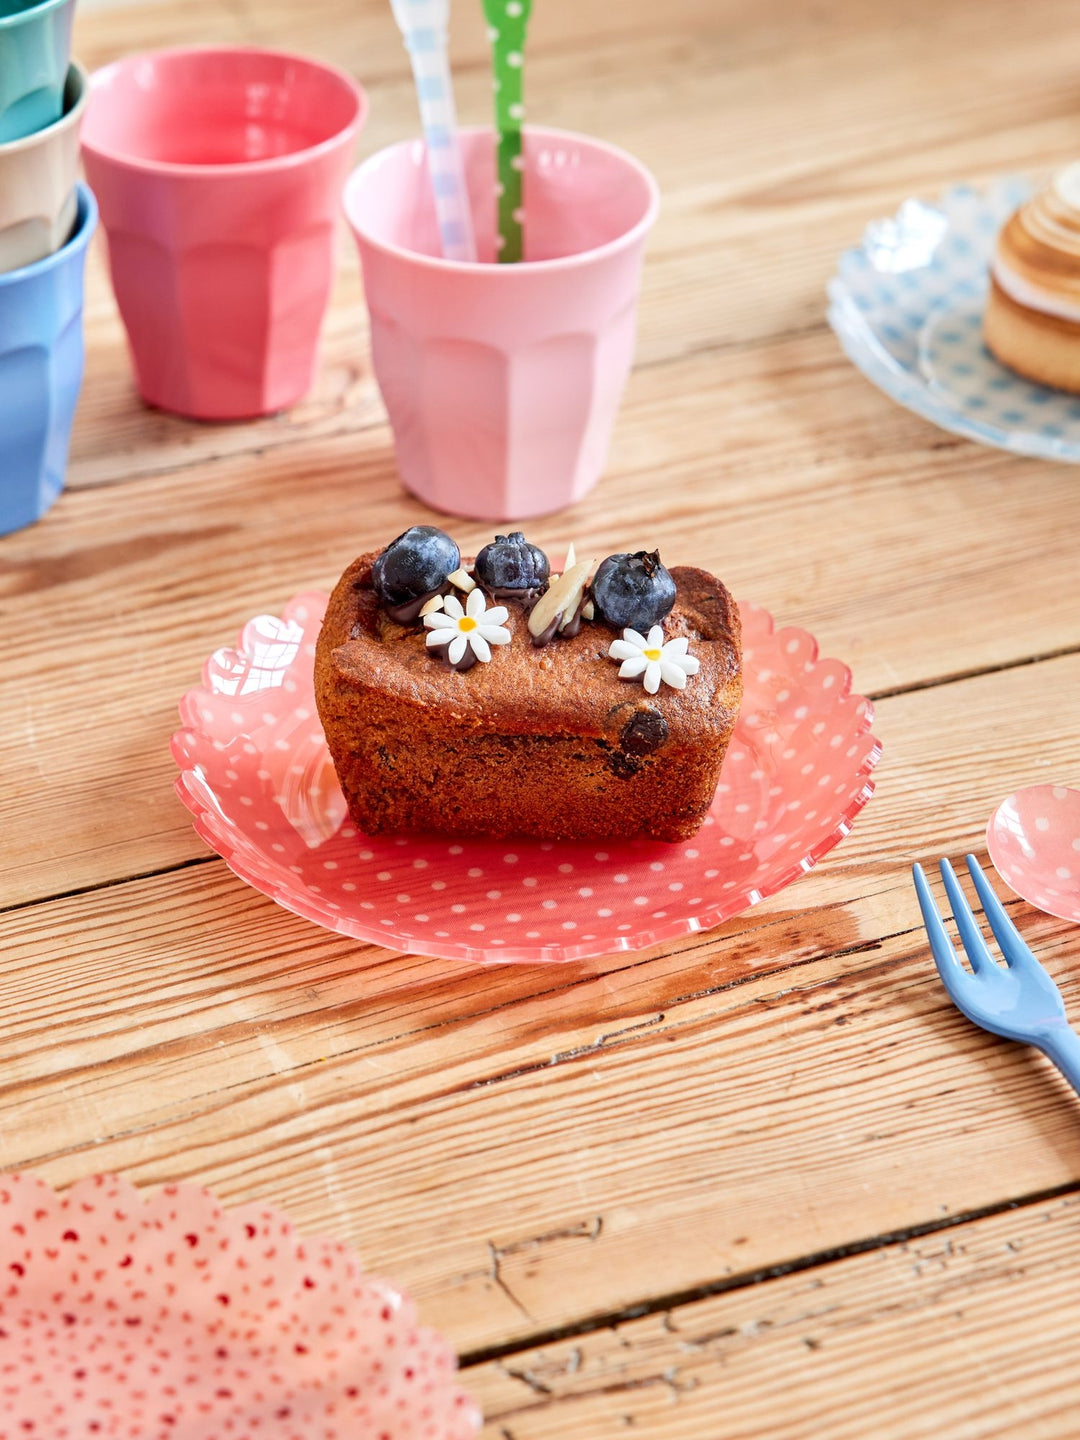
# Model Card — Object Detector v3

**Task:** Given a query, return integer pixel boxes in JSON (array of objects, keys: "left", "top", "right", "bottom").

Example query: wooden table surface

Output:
[{"left": 4, "top": 0, "right": 1080, "bottom": 1432}]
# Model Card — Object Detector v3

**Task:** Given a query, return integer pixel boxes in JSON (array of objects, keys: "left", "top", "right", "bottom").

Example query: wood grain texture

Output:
[
  {"left": 1, "top": 856, "right": 1078, "bottom": 1356},
  {"left": 5, "top": 0, "right": 1080, "bottom": 1432},
  {"left": 2, "top": 649, "right": 1078, "bottom": 1352},
  {"left": 465, "top": 1193, "right": 1080, "bottom": 1437}
]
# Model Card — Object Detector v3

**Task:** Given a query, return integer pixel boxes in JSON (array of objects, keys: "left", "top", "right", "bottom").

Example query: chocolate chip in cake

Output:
[
  {"left": 606, "top": 750, "right": 641, "bottom": 779},
  {"left": 620, "top": 709, "right": 669, "bottom": 756}
]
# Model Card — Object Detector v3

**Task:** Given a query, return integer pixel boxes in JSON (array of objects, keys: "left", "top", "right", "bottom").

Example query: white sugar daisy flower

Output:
[
  {"left": 608, "top": 625, "right": 700, "bottom": 695},
  {"left": 423, "top": 587, "right": 511, "bottom": 665}
]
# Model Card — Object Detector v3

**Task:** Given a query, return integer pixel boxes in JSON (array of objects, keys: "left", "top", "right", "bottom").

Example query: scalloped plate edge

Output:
[{"left": 172, "top": 596, "right": 882, "bottom": 965}]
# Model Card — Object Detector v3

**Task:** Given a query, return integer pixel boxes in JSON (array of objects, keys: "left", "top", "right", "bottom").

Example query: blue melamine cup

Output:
[
  {"left": 0, "top": 0, "right": 76, "bottom": 142},
  {"left": 0, "top": 182, "right": 96, "bottom": 536}
]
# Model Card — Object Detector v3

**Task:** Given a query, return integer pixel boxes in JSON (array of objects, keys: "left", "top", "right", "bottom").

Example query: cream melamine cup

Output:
[{"left": 0, "top": 61, "right": 86, "bottom": 274}]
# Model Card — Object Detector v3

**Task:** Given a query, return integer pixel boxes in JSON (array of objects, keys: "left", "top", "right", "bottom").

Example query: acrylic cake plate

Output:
[
  {"left": 0, "top": 1172, "right": 479, "bottom": 1439},
  {"left": 828, "top": 175, "right": 1080, "bottom": 461},
  {"left": 171, "top": 593, "right": 881, "bottom": 965}
]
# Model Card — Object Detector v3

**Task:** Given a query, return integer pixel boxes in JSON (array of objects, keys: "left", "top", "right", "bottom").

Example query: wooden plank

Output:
[
  {"left": 2, "top": 654, "right": 1078, "bottom": 1352},
  {"left": 3, "top": 869, "right": 1078, "bottom": 1357},
  {"left": 4, "top": 330, "right": 1079, "bottom": 906},
  {"left": 465, "top": 1192, "right": 1080, "bottom": 1438}
]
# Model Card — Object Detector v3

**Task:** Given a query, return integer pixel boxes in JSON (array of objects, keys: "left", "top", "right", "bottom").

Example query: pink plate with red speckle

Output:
[
  {"left": 171, "top": 592, "right": 881, "bottom": 964},
  {"left": 0, "top": 1172, "right": 480, "bottom": 1440}
]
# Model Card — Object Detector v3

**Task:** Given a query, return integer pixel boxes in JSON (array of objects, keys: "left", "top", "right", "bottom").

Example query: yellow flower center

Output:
[
  {"left": 643, "top": 647, "right": 662, "bottom": 661},
  {"left": 458, "top": 615, "right": 478, "bottom": 632}
]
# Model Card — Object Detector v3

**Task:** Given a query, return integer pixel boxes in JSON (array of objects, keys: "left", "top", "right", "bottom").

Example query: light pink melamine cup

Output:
[
  {"left": 80, "top": 47, "right": 367, "bottom": 421},
  {"left": 344, "top": 127, "right": 659, "bottom": 520}
]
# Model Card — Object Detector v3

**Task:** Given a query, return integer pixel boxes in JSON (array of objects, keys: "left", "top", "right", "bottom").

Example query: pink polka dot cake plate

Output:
[
  {"left": 0, "top": 1172, "right": 480, "bottom": 1439},
  {"left": 171, "top": 592, "right": 882, "bottom": 964}
]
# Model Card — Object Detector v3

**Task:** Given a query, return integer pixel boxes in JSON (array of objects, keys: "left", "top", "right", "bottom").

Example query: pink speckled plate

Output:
[
  {"left": 170, "top": 593, "right": 881, "bottom": 964},
  {"left": 0, "top": 1172, "right": 479, "bottom": 1440},
  {"left": 987, "top": 784, "right": 1080, "bottom": 924}
]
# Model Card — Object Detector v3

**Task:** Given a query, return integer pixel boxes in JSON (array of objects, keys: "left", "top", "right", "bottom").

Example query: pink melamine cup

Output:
[
  {"left": 80, "top": 47, "right": 367, "bottom": 421},
  {"left": 344, "top": 127, "right": 659, "bottom": 520}
]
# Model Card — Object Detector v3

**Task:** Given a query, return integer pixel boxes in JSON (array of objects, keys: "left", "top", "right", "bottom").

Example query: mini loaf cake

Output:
[
  {"left": 985, "top": 164, "right": 1080, "bottom": 393},
  {"left": 314, "top": 528, "right": 742, "bottom": 842}
]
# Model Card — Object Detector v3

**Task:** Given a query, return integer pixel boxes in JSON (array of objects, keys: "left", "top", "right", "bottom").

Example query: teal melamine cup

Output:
[{"left": 0, "top": 0, "right": 76, "bottom": 143}]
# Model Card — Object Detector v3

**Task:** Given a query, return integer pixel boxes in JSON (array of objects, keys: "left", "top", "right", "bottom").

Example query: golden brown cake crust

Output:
[
  {"left": 314, "top": 553, "right": 743, "bottom": 842},
  {"left": 984, "top": 274, "right": 1080, "bottom": 394},
  {"left": 985, "top": 170, "right": 1080, "bottom": 394}
]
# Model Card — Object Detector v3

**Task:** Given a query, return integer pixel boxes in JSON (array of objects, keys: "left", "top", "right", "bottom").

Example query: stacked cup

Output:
[{"left": 0, "top": 0, "right": 95, "bottom": 535}]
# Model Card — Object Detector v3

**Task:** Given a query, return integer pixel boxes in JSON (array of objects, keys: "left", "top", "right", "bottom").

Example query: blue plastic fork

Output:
[{"left": 913, "top": 854, "right": 1080, "bottom": 1094}]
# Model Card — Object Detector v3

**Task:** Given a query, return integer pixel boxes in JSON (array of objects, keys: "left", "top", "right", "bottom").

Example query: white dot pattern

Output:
[
  {"left": 987, "top": 783, "right": 1080, "bottom": 924},
  {"left": 173, "top": 595, "right": 881, "bottom": 964}
]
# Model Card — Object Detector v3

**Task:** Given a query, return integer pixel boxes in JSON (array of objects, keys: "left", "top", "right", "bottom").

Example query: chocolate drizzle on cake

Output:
[
  {"left": 485, "top": 584, "right": 544, "bottom": 608},
  {"left": 530, "top": 613, "right": 561, "bottom": 647},
  {"left": 530, "top": 593, "right": 588, "bottom": 646},
  {"left": 383, "top": 586, "right": 448, "bottom": 626},
  {"left": 558, "top": 600, "right": 587, "bottom": 641},
  {"left": 427, "top": 641, "right": 481, "bottom": 673}
]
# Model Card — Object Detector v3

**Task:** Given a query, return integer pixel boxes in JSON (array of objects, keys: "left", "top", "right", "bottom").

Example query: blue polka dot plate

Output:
[{"left": 828, "top": 175, "right": 1080, "bottom": 461}]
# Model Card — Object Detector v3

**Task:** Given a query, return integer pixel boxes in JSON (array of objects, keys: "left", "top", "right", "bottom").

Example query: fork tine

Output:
[
  {"left": 938, "top": 857, "right": 996, "bottom": 972},
  {"left": 964, "top": 854, "right": 1038, "bottom": 970},
  {"left": 913, "top": 863, "right": 968, "bottom": 983}
]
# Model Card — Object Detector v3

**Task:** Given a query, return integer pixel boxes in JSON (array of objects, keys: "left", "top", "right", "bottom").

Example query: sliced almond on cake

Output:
[
  {"left": 528, "top": 559, "right": 596, "bottom": 639},
  {"left": 447, "top": 567, "right": 477, "bottom": 593}
]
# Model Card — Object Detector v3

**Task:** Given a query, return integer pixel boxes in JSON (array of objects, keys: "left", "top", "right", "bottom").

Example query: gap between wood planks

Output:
[
  {"left": 0, "top": 896, "right": 909, "bottom": 1126},
  {"left": 2, "top": 874, "right": 1061, "bottom": 1163},
  {"left": 453, "top": 1176, "right": 1080, "bottom": 1372},
  {"left": 10, "top": 872, "right": 1075, "bottom": 1370}
]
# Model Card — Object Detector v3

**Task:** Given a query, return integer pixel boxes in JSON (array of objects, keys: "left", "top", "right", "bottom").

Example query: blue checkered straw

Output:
[{"left": 389, "top": 0, "right": 477, "bottom": 263}]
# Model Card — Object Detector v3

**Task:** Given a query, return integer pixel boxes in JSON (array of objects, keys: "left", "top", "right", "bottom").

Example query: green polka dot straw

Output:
[{"left": 481, "top": 0, "right": 533, "bottom": 262}]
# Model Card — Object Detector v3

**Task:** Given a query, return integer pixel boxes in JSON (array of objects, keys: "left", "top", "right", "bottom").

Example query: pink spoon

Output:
[{"left": 986, "top": 784, "right": 1080, "bottom": 924}]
